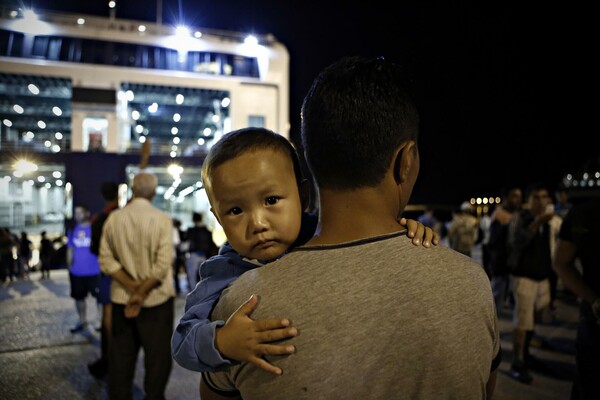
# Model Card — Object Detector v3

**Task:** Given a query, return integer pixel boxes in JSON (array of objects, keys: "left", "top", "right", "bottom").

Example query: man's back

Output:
[
  {"left": 100, "top": 197, "right": 175, "bottom": 306},
  {"left": 207, "top": 232, "right": 499, "bottom": 399}
]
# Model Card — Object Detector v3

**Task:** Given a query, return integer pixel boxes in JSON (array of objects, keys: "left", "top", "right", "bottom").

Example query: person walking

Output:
[
  {"left": 87, "top": 181, "right": 119, "bottom": 379},
  {"left": 447, "top": 201, "right": 479, "bottom": 257},
  {"left": 507, "top": 182, "right": 562, "bottom": 384},
  {"left": 67, "top": 205, "right": 101, "bottom": 333},
  {"left": 183, "top": 212, "right": 214, "bottom": 291},
  {"left": 553, "top": 198, "right": 600, "bottom": 399},
  {"left": 488, "top": 185, "right": 523, "bottom": 315},
  {"left": 39, "top": 230, "right": 54, "bottom": 280},
  {"left": 17, "top": 231, "right": 33, "bottom": 280},
  {"left": 99, "top": 172, "right": 175, "bottom": 400}
]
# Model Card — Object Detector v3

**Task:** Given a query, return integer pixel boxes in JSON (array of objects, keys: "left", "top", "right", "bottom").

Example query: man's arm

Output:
[{"left": 553, "top": 239, "right": 597, "bottom": 304}]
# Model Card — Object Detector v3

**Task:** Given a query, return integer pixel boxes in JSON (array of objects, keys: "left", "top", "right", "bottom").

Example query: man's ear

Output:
[
  {"left": 299, "top": 179, "right": 311, "bottom": 211},
  {"left": 393, "top": 141, "right": 417, "bottom": 185}
]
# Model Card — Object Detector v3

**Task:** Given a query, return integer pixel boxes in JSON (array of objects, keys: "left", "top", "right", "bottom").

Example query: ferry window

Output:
[
  {"left": 81, "top": 39, "right": 110, "bottom": 65},
  {"left": 31, "top": 36, "right": 63, "bottom": 60},
  {"left": 32, "top": 36, "right": 49, "bottom": 58},
  {"left": 0, "top": 29, "right": 24, "bottom": 57},
  {"left": 113, "top": 42, "right": 138, "bottom": 67},
  {"left": 59, "top": 37, "right": 82, "bottom": 62}
]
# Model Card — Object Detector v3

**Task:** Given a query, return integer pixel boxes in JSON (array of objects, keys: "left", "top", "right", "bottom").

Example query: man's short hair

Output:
[
  {"left": 100, "top": 181, "right": 119, "bottom": 202},
  {"left": 301, "top": 56, "right": 419, "bottom": 190},
  {"left": 132, "top": 172, "right": 158, "bottom": 199},
  {"left": 201, "top": 127, "right": 303, "bottom": 198}
]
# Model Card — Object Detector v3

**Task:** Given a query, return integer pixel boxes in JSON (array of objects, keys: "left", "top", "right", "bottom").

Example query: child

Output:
[{"left": 171, "top": 127, "right": 438, "bottom": 375}]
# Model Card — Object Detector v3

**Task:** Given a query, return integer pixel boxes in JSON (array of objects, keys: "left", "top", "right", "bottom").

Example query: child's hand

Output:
[
  {"left": 215, "top": 294, "right": 297, "bottom": 375},
  {"left": 399, "top": 218, "right": 440, "bottom": 247}
]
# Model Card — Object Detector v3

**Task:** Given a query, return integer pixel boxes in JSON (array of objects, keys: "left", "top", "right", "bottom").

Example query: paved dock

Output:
[{"left": 1, "top": 259, "right": 578, "bottom": 399}]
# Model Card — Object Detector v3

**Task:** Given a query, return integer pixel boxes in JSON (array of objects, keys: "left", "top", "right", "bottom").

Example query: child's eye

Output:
[
  {"left": 227, "top": 207, "right": 242, "bottom": 215},
  {"left": 265, "top": 196, "right": 279, "bottom": 205}
]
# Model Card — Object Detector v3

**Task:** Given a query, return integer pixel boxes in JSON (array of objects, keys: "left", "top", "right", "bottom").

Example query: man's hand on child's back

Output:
[
  {"left": 400, "top": 218, "right": 440, "bottom": 247},
  {"left": 215, "top": 294, "right": 297, "bottom": 375}
]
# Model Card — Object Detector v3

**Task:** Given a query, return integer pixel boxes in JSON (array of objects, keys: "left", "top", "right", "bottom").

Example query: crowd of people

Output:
[{"left": 2, "top": 55, "right": 598, "bottom": 399}]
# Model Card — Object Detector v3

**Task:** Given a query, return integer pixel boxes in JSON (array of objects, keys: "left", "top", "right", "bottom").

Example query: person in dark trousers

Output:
[
  {"left": 184, "top": 212, "right": 215, "bottom": 291},
  {"left": 39, "top": 231, "right": 54, "bottom": 279},
  {"left": 554, "top": 198, "right": 600, "bottom": 400},
  {"left": 88, "top": 181, "right": 119, "bottom": 379}
]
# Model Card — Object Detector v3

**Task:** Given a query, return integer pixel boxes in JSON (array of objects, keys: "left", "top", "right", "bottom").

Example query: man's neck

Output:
[{"left": 307, "top": 186, "right": 404, "bottom": 245}]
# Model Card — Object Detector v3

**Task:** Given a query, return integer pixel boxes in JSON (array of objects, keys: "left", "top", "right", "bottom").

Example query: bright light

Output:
[
  {"left": 170, "top": 151, "right": 177, "bottom": 158},
  {"left": 131, "top": 110, "right": 140, "bottom": 120},
  {"left": 2, "top": 119, "right": 12, "bottom": 127},
  {"left": 194, "top": 31, "right": 202, "bottom": 38},
  {"left": 109, "top": 1, "right": 116, "bottom": 8},
  {"left": 37, "top": 120, "right": 46, "bottom": 129},
  {"left": 148, "top": 103, "right": 158, "bottom": 113},
  {"left": 52, "top": 106, "right": 62, "bottom": 116},
  {"left": 13, "top": 104, "right": 24, "bottom": 113},
  {"left": 221, "top": 97, "right": 231, "bottom": 108},
  {"left": 173, "top": 137, "right": 180, "bottom": 144},
  {"left": 138, "top": 25, "right": 146, "bottom": 33},
  {"left": 197, "top": 138, "right": 205, "bottom": 145},
  {"left": 139, "top": 136, "right": 146, "bottom": 143},
  {"left": 125, "top": 90, "right": 135, "bottom": 101},
  {"left": 56, "top": 180, "right": 63, "bottom": 186},
  {"left": 22, "top": 9, "right": 38, "bottom": 22},
  {"left": 167, "top": 164, "right": 183, "bottom": 177},
  {"left": 176, "top": 94, "right": 184, "bottom": 104},
  {"left": 55, "top": 132, "right": 63, "bottom": 140},
  {"left": 53, "top": 171, "right": 62, "bottom": 178},
  {"left": 244, "top": 35, "right": 258, "bottom": 45},
  {"left": 37, "top": 176, "right": 46, "bottom": 183},
  {"left": 14, "top": 160, "right": 38, "bottom": 174},
  {"left": 77, "top": 18, "right": 85, "bottom": 25},
  {"left": 28, "top": 84, "right": 39, "bottom": 95},
  {"left": 136, "top": 124, "right": 143, "bottom": 133},
  {"left": 44, "top": 140, "right": 51, "bottom": 147},
  {"left": 44, "top": 183, "right": 51, "bottom": 189},
  {"left": 212, "top": 114, "right": 220, "bottom": 123},
  {"left": 175, "top": 25, "right": 190, "bottom": 37},
  {"left": 51, "top": 145, "right": 60, "bottom": 153},
  {"left": 171, "top": 127, "right": 178, "bottom": 135},
  {"left": 203, "top": 127, "right": 212, "bottom": 136},
  {"left": 173, "top": 113, "right": 181, "bottom": 122}
]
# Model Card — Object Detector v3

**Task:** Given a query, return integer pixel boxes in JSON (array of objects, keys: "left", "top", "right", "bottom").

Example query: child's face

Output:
[{"left": 208, "top": 148, "right": 303, "bottom": 261}]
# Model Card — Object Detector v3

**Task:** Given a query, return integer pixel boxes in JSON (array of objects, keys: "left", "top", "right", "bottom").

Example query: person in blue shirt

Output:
[
  {"left": 67, "top": 204, "right": 102, "bottom": 333},
  {"left": 171, "top": 127, "right": 439, "bottom": 375}
]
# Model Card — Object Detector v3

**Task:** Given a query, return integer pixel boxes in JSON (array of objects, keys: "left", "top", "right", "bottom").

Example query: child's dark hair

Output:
[{"left": 201, "top": 127, "right": 304, "bottom": 194}]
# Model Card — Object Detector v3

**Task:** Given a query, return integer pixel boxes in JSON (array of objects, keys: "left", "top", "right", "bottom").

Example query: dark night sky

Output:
[{"left": 11, "top": 0, "right": 598, "bottom": 206}]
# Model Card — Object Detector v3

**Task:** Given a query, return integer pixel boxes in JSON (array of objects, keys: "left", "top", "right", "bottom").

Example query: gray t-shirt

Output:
[{"left": 204, "top": 231, "right": 499, "bottom": 399}]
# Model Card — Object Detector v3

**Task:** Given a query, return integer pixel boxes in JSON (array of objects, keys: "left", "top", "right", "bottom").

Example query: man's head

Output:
[
  {"left": 501, "top": 185, "right": 523, "bottom": 212},
  {"left": 100, "top": 181, "right": 119, "bottom": 202},
  {"left": 525, "top": 182, "right": 552, "bottom": 216},
  {"left": 74, "top": 205, "right": 91, "bottom": 224},
  {"left": 132, "top": 172, "right": 158, "bottom": 200},
  {"left": 301, "top": 56, "right": 420, "bottom": 212},
  {"left": 302, "top": 57, "right": 419, "bottom": 190},
  {"left": 201, "top": 127, "right": 307, "bottom": 261}
]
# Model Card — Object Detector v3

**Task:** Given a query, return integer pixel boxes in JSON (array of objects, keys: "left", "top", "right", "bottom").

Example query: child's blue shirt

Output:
[{"left": 171, "top": 212, "right": 317, "bottom": 372}]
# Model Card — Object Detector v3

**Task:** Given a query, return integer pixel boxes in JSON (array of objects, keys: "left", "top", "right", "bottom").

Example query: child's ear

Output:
[
  {"left": 299, "top": 179, "right": 310, "bottom": 211},
  {"left": 393, "top": 140, "right": 417, "bottom": 185}
]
